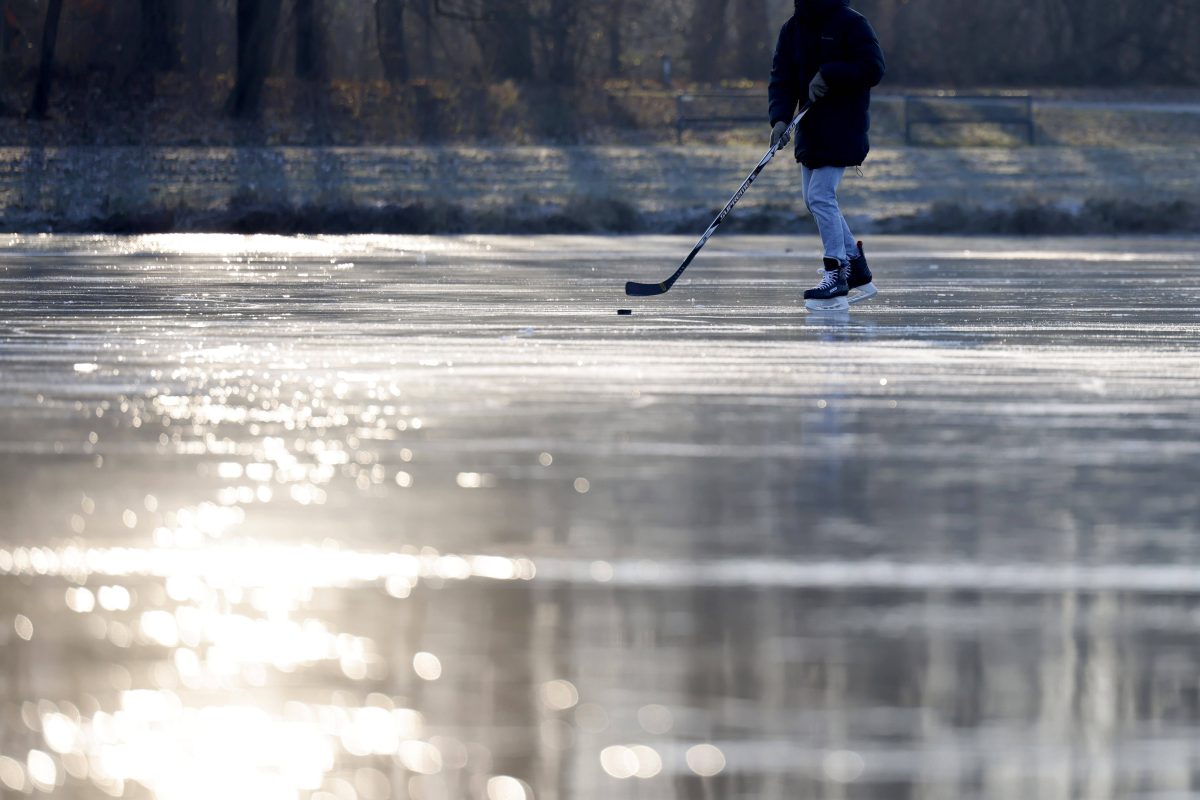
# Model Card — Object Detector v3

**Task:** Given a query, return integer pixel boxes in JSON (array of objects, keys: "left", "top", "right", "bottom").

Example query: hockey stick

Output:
[{"left": 625, "top": 102, "right": 812, "bottom": 297}]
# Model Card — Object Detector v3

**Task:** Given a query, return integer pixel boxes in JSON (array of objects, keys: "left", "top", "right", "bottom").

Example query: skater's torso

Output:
[{"left": 769, "top": 0, "right": 884, "bottom": 168}]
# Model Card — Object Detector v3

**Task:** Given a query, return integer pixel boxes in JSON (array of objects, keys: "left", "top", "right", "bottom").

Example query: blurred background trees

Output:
[{"left": 0, "top": 0, "right": 1195, "bottom": 132}]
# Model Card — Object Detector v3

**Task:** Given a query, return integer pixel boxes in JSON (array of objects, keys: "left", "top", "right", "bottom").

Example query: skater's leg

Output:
[
  {"left": 840, "top": 216, "right": 857, "bottom": 257},
  {"left": 801, "top": 165, "right": 814, "bottom": 217},
  {"left": 801, "top": 166, "right": 821, "bottom": 274},
  {"left": 805, "top": 168, "right": 858, "bottom": 274},
  {"left": 828, "top": 180, "right": 878, "bottom": 304},
  {"left": 801, "top": 166, "right": 850, "bottom": 311},
  {"left": 803, "top": 166, "right": 849, "bottom": 266},
  {"left": 842, "top": 215, "right": 877, "bottom": 304}
]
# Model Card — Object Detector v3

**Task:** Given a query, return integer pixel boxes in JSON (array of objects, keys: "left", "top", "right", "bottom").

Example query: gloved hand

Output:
[
  {"left": 808, "top": 71, "right": 829, "bottom": 102},
  {"left": 771, "top": 121, "right": 790, "bottom": 149}
]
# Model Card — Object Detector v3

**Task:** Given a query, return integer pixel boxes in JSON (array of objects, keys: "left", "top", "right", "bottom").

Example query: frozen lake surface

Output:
[{"left": 1, "top": 234, "right": 1199, "bottom": 800}]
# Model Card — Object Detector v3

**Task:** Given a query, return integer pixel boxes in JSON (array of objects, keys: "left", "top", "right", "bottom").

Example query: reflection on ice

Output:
[
  {"left": 2, "top": 235, "right": 1200, "bottom": 800},
  {"left": 0, "top": 532, "right": 534, "bottom": 800},
  {"left": 536, "top": 557, "right": 1200, "bottom": 593},
  {"left": 32, "top": 694, "right": 432, "bottom": 800},
  {"left": 0, "top": 542, "right": 536, "bottom": 588}
]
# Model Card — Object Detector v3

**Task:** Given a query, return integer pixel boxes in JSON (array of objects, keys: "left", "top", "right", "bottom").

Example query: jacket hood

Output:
[{"left": 794, "top": 0, "right": 848, "bottom": 22}]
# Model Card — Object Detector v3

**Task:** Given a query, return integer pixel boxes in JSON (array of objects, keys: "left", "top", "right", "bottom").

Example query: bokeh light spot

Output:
[
  {"left": 26, "top": 750, "right": 56, "bottom": 791},
  {"left": 0, "top": 756, "right": 25, "bottom": 791},
  {"left": 824, "top": 749, "right": 866, "bottom": 783},
  {"left": 589, "top": 561, "right": 614, "bottom": 583},
  {"left": 540, "top": 680, "right": 579, "bottom": 711},
  {"left": 486, "top": 775, "right": 528, "bottom": 800},
  {"left": 413, "top": 652, "right": 442, "bottom": 681},
  {"left": 599, "top": 746, "right": 638, "bottom": 779},
  {"left": 630, "top": 745, "right": 662, "bottom": 779},
  {"left": 637, "top": 704, "right": 673, "bottom": 735},
  {"left": 685, "top": 744, "right": 726, "bottom": 777}
]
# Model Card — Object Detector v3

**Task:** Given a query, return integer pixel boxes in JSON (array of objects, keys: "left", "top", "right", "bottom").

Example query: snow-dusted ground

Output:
[
  {"left": 3, "top": 144, "right": 1199, "bottom": 233},
  {"left": 1, "top": 234, "right": 1199, "bottom": 799}
]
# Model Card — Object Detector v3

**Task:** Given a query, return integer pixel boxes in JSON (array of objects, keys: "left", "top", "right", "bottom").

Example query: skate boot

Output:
[
  {"left": 847, "top": 241, "right": 878, "bottom": 304},
  {"left": 804, "top": 257, "right": 849, "bottom": 312}
]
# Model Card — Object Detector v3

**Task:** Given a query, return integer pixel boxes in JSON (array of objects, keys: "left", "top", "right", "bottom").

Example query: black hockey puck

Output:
[{"left": 617, "top": 309, "right": 633, "bottom": 316}]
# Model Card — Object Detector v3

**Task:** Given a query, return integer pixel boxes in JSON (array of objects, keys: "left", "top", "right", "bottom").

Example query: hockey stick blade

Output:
[{"left": 625, "top": 280, "right": 669, "bottom": 297}]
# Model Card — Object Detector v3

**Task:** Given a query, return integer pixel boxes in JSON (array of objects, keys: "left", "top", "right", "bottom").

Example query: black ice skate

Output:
[
  {"left": 848, "top": 240, "right": 878, "bottom": 305},
  {"left": 804, "top": 258, "right": 850, "bottom": 312}
]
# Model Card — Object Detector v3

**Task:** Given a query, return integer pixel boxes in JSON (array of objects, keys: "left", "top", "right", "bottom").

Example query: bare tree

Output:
[
  {"left": 15, "top": 0, "right": 1200, "bottom": 137},
  {"left": 376, "top": 0, "right": 410, "bottom": 81},
  {"left": 605, "top": 0, "right": 627, "bottom": 76},
  {"left": 537, "top": 0, "right": 580, "bottom": 85},
  {"left": 30, "top": 0, "right": 64, "bottom": 118},
  {"left": 228, "top": 0, "right": 283, "bottom": 118},
  {"left": 140, "top": 0, "right": 179, "bottom": 74},
  {"left": 296, "top": 0, "right": 321, "bottom": 79},
  {"left": 687, "top": 0, "right": 730, "bottom": 83},
  {"left": 474, "top": 0, "right": 534, "bottom": 81},
  {"left": 734, "top": 0, "right": 769, "bottom": 79},
  {"left": 412, "top": 0, "right": 436, "bottom": 77}
]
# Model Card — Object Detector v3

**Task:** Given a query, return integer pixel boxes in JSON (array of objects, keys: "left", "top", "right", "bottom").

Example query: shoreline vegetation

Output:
[{"left": 5, "top": 81, "right": 1200, "bottom": 148}]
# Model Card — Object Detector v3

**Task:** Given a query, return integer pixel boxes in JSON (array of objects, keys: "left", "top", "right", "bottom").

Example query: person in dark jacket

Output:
[{"left": 769, "top": 0, "right": 885, "bottom": 310}]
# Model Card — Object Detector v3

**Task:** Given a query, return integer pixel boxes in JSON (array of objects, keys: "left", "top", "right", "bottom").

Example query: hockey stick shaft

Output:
[{"left": 626, "top": 102, "right": 812, "bottom": 297}]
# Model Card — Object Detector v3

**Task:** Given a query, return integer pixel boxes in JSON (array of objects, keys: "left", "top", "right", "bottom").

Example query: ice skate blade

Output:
[
  {"left": 805, "top": 296, "right": 850, "bottom": 312},
  {"left": 848, "top": 282, "right": 878, "bottom": 304}
]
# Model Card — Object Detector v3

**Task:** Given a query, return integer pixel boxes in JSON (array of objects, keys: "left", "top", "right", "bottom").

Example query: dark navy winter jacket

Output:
[{"left": 769, "top": 0, "right": 885, "bottom": 168}]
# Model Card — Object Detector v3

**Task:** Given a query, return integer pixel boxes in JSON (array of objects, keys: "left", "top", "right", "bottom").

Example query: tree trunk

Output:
[
  {"left": 295, "top": 0, "right": 320, "bottom": 79},
  {"left": 1, "top": 3, "right": 12, "bottom": 113},
  {"left": 686, "top": 0, "right": 730, "bottom": 84},
  {"left": 376, "top": 0, "right": 409, "bottom": 81},
  {"left": 139, "top": 0, "right": 178, "bottom": 74},
  {"left": 30, "top": 0, "right": 65, "bottom": 118},
  {"left": 541, "top": 0, "right": 578, "bottom": 85},
  {"left": 228, "top": 0, "right": 283, "bottom": 118},
  {"left": 606, "top": 0, "right": 626, "bottom": 76},
  {"left": 415, "top": 0, "right": 434, "bottom": 77},
  {"left": 733, "top": 0, "right": 769, "bottom": 79},
  {"left": 478, "top": 0, "right": 533, "bottom": 81},
  {"left": 1181, "top": 0, "right": 1200, "bottom": 82}
]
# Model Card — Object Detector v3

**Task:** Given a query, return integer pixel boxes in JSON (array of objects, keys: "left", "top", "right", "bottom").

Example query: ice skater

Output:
[{"left": 769, "top": 0, "right": 885, "bottom": 311}]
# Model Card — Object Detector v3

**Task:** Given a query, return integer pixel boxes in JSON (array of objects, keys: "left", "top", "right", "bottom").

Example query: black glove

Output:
[
  {"left": 771, "top": 121, "right": 790, "bottom": 149},
  {"left": 808, "top": 71, "right": 829, "bottom": 102}
]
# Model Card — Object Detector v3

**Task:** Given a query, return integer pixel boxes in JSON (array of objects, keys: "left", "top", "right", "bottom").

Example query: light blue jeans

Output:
[{"left": 801, "top": 165, "right": 857, "bottom": 266}]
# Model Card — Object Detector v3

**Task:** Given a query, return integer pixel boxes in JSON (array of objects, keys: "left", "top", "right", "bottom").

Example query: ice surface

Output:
[{"left": 1, "top": 234, "right": 1199, "bottom": 799}]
